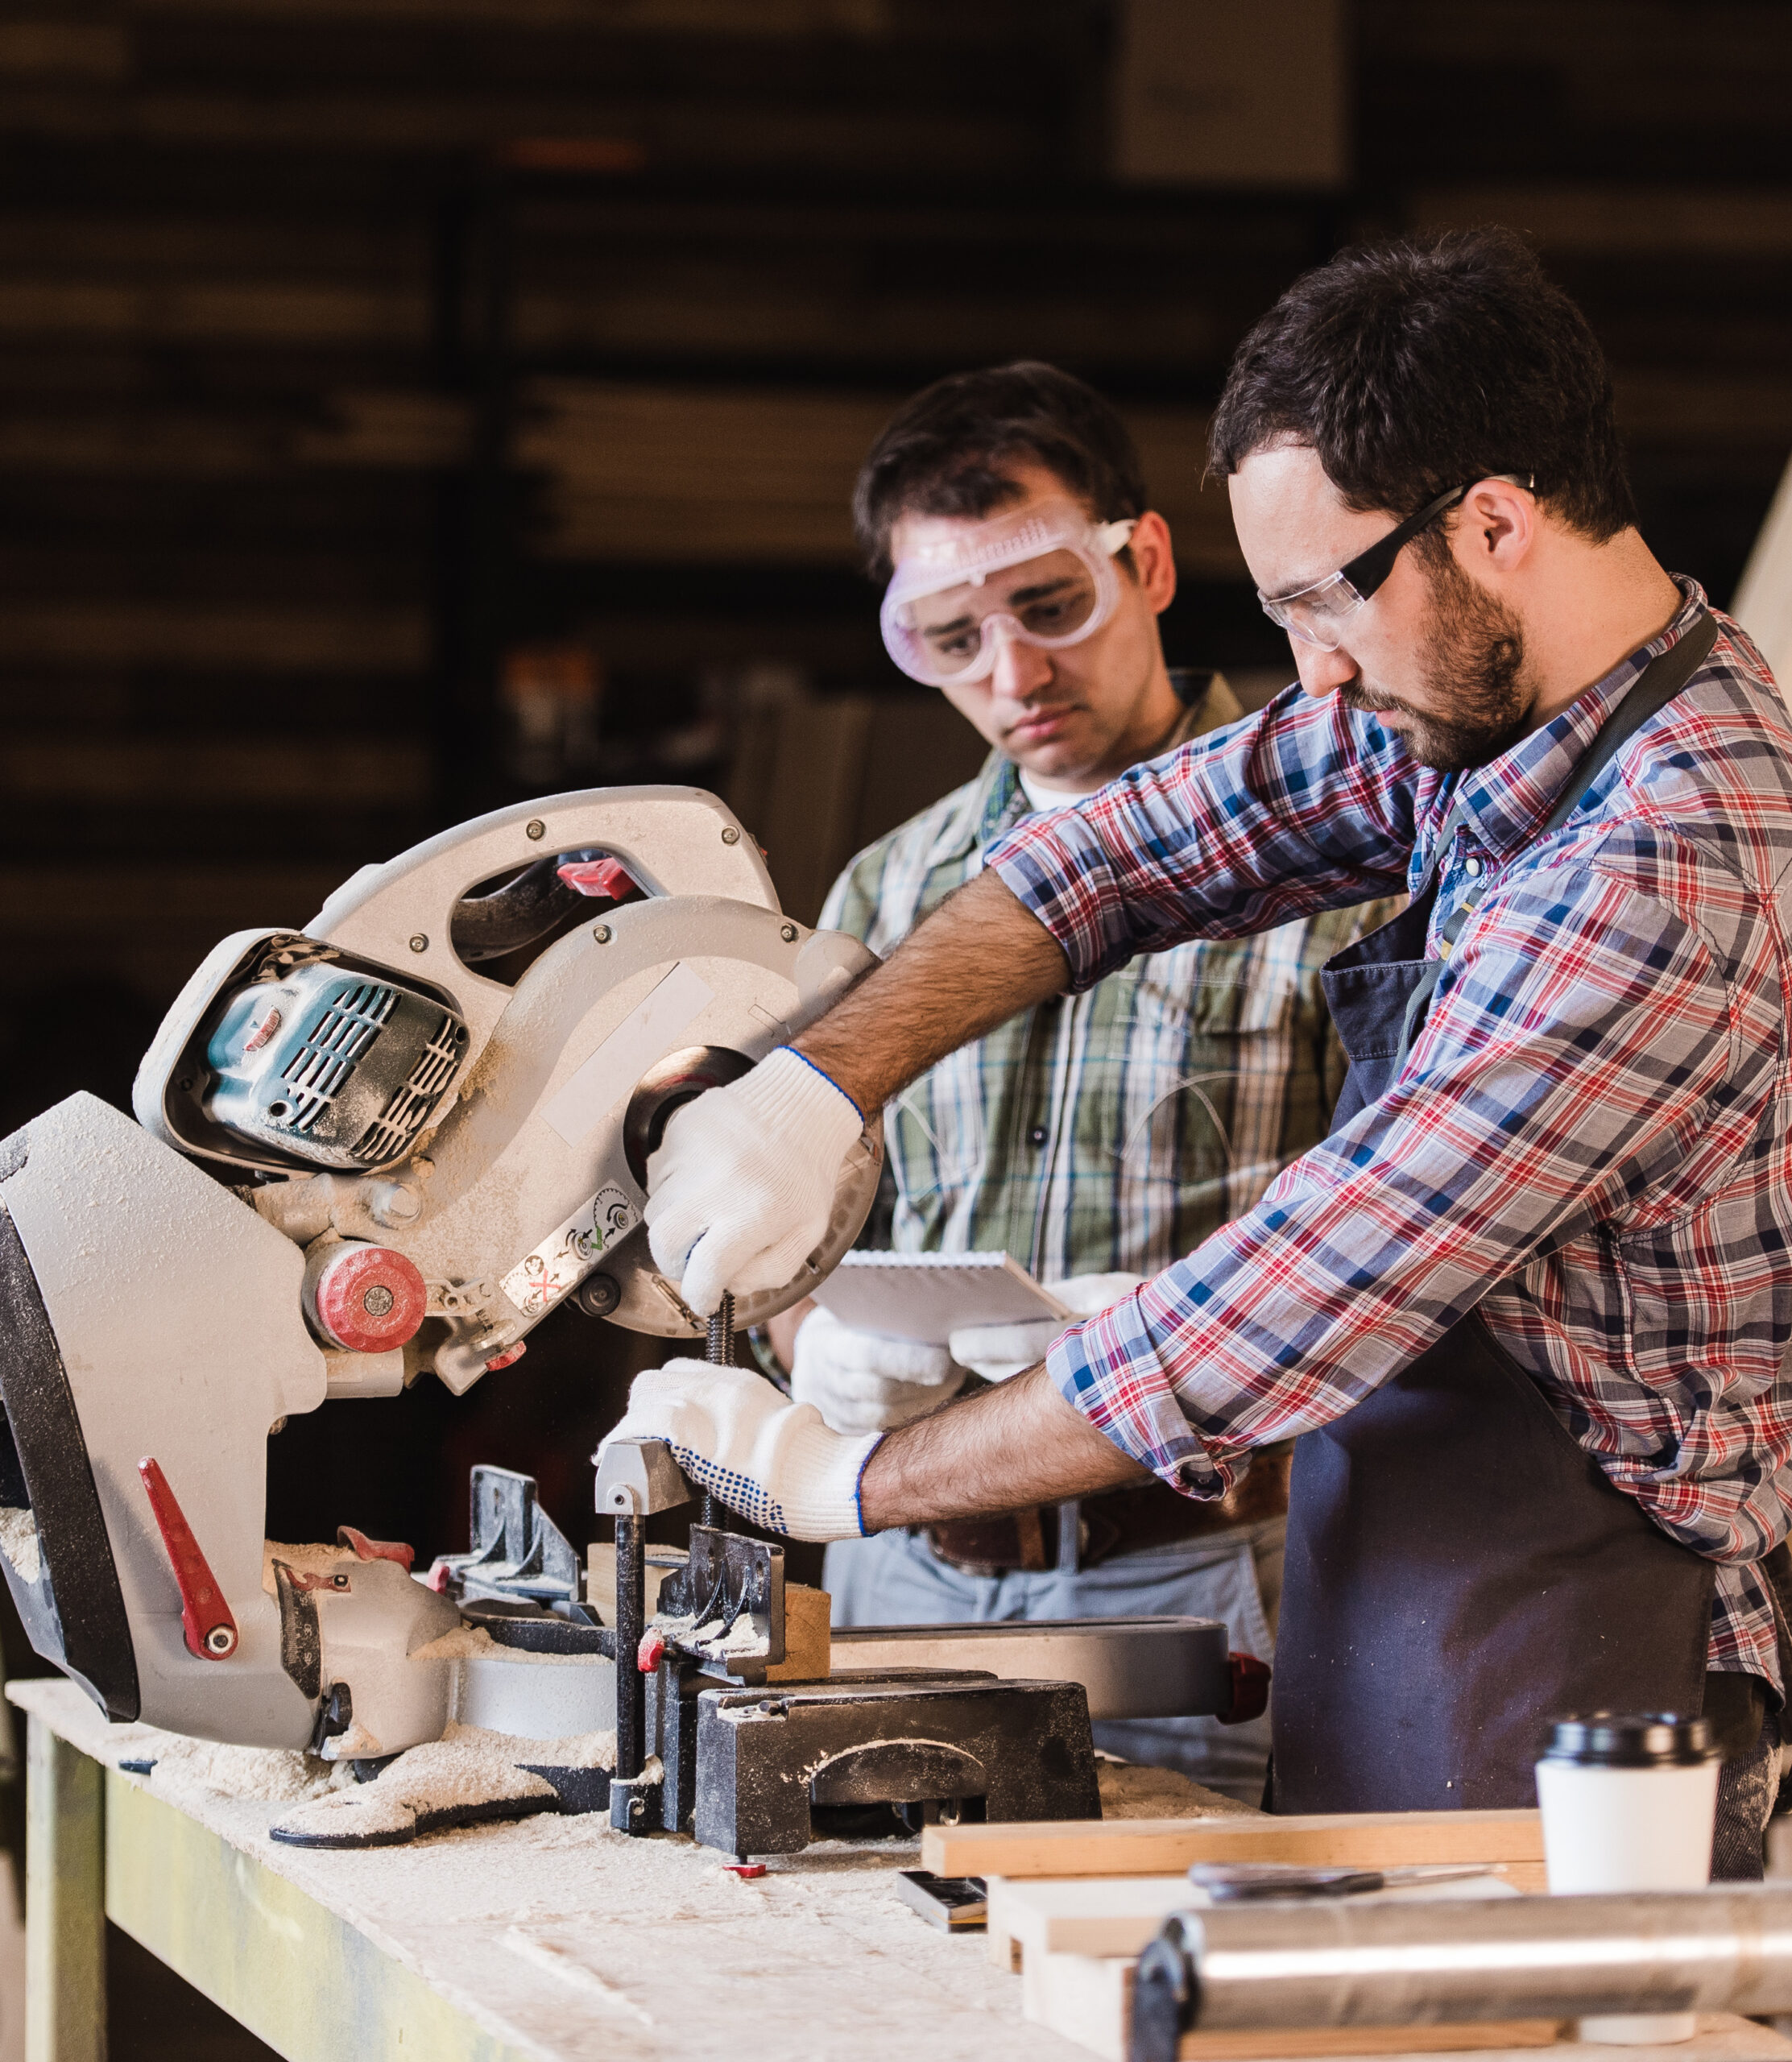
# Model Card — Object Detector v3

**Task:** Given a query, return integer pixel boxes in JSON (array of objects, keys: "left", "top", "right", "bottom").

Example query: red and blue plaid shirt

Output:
[{"left": 989, "top": 582, "right": 1792, "bottom": 1689}]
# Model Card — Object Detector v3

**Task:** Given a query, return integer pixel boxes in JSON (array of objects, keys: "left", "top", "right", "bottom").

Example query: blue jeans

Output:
[{"left": 822, "top": 1519, "right": 1281, "bottom": 1807}]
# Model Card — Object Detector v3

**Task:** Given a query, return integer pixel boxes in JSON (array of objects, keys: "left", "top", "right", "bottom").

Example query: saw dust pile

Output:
[
  {"left": 270, "top": 1723, "right": 618, "bottom": 1849},
  {"left": 149, "top": 1735, "right": 353, "bottom": 1806},
  {"left": 1094, "top": 1754, "right": 1256, "bottom": 1820}
]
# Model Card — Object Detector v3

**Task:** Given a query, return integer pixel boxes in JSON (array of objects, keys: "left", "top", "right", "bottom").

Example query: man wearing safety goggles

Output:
[
  {"left": 730, "top": 362, "right": 1391, "bottom": 1804},
  {"left": 610, "top": 230, "right": 1792, "bottom": 1869}
]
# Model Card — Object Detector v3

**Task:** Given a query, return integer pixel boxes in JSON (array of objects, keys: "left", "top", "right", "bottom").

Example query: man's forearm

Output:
[
  {"left": 857, "top": 1363, "right": 1150, "bottom": 1529},
  {"left": 795, "top": 870, "right": 1070, "bottom": 1115}
]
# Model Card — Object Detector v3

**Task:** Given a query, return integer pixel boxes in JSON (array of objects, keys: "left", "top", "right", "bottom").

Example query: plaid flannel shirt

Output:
[
  {"left": 989, "top": 582, "right": 1792, "bottom": 1690},
  {"left": 822, "top": 676, "right": 1396, "bottom": 1286}
]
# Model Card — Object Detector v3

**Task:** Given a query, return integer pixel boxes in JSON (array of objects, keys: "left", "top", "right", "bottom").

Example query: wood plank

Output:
[
  {"left": 0, "top": 279, "right": 428, "bottom": 349},
  {"left": 0, "top": 863, "right": 347, "bottom": 941},
  {"left": 24, "top": 1713, "right": 106, "bottom": 2062},
  {"left": 925, "top": 1808, "right": 1546, "bottom": 1883},
  {"left": 765, "top": 1584, "right": 831, "bottom": 1682},
  {"left": 1410, "top": 184, "right": 1792, "bottom": 259},
  {"left": 518, "top": 379, "right": 1246, "bottom": 577},
  {"left": 0, "top": 737, "right": 430, "bottom": 807},
  {"left": 127, "top": 0, "right": 891, "bottom": 32},
  {"left": 990, "top": 1872, "right": 1526, "bottom": 2009},
  {"left": 0, "top": 601, "right": 427, "bottom": 671}
]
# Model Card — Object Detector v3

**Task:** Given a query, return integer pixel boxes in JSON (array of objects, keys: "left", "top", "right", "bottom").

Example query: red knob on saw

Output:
[{"left": 306, "top": 1242, "right": 427, "bottom": 1354}]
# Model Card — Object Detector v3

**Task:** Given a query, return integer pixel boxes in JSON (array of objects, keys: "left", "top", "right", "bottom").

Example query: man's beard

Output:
[{"left": 1342, "top": 557, "right": 1529, "bottom": 772}]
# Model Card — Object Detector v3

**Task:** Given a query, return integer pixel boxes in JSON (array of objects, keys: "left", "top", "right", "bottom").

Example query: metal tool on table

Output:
[
  {"left": 594, "top": 1430, "right": 1109, "bottom": 1857},
  {"left": 1183, "top": 1861, "right": 1497, "bottom": 1903},
  {"left": 1128, "top": 1888, "right": 1792, "bottom": 2062}
]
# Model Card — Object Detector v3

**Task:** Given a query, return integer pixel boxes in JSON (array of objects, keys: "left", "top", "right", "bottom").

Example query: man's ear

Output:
[
  {"left": 1455, "top": 477, "right": 1537, "bottom": 573},
  {"left": 1129, "top": 510, "right": 1177, "bottom": 614}
]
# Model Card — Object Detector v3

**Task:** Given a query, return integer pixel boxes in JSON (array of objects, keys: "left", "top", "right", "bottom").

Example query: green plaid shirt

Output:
[{"left": 821, "top": 678, "right": 1398, "bottom": 1277}]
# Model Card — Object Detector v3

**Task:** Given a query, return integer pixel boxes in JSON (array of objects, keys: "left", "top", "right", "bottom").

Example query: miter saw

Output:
[
  {"left": 0, "top": 783, "right": 1248, "bottom": 1855},
  {"left": 0, "top": 787, "right": 882, "bottom": 1758}
]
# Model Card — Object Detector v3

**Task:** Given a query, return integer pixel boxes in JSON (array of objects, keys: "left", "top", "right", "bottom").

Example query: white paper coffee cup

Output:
[{"left": 1535, "top": 1712, "right": 1721, "bottom": 2046}]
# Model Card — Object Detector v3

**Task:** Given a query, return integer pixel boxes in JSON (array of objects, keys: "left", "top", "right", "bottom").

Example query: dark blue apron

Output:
[{"left": 1273, "top": 614, "right": 1724, "bottom": 1814}]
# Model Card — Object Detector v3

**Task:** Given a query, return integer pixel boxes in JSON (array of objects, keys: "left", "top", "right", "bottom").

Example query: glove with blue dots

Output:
[{"left": 597, "top": 1359, "right": 879, "bottom": 1541}]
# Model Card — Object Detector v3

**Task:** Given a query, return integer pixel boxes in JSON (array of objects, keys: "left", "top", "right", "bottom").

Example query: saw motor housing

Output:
[{"left": 0, "top": 785, "right": 883, "bottom": 1754}]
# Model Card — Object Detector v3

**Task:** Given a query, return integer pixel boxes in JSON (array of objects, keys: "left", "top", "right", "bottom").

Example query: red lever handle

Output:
[
  {"left": 1218, "top": 1650, "right": 1271, "bottom": 1726},
  {"left": 337, "top": 1525, "right": 415, "bottom": 1571},
  {"left": 138, "top": 1457, "right": 239, "bottom": 1660}
]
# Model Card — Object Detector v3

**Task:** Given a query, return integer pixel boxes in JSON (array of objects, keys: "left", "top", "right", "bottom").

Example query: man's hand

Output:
[
  {"left": 949, "top": 1270, "right": 1143, "bottom": 1381},
  {"left": 597, "top": 1358, "right": 879, "bottom": 1541},
  {"left": 643, "top": 874, "right": 1069, "bottom": 1315},
  {"left": 644, "top": 1048, "right": 865, "bottom": 1317},
  {"left": 791, "top": 1306, "right": 967, "bottom": 1435}
]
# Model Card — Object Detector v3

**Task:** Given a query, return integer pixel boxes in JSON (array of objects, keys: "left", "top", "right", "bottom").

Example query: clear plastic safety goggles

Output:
[
  {"left": 1259, "top": 474, "right": 1533, "bottom": 652},
  {"left": 880, "top": 502, "right": 1138, "bottom": 689}
]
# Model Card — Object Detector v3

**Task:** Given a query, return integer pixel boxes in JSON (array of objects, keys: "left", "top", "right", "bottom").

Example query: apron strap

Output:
[{"left": 1396, "top": 609, "right": 1720, "bottom": 1069}]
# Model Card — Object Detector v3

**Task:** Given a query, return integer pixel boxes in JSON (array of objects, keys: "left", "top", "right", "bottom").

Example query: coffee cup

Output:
[{"left": 1535, "top": 1712, "right": 1722, "bottom": 2045}]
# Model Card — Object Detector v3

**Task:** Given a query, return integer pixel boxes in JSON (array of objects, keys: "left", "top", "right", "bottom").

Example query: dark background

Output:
[{"left": 4, "top": 0, "right": 1792, "bottom": 1870}]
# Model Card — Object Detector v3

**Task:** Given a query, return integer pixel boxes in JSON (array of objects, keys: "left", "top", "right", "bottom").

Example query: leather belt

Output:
[{"left": 922, "top": 1443, "right": 1293, "bottom": 1579}]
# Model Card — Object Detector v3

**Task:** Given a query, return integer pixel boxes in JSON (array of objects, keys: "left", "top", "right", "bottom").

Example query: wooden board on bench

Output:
[
  {"left": 985, "top": 1869, "right": 1521, "bottom": 1979},
  {"left": 925, "top": 1807, "right": 1549, "bottom": 1890}
]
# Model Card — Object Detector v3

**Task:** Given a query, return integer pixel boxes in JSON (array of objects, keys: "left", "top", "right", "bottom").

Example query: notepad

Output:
[{"left": 811, "top": 1250, "right": 1069, "bottom": 1346}]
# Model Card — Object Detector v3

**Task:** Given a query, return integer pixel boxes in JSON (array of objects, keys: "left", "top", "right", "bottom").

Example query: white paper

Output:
[{"left": 812, "top": 1251, "right": 1069, "bottom": 1347}]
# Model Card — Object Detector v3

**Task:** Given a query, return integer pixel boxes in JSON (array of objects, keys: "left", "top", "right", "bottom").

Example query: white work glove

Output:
[
  {"left": 948, "top": 1271, "right": 1144, "bottom": 1382},
  {"left": 645, "top": 1047, "right": 865, "bottom": 1318},
  {"left": 791, "top": 1306, "right": 967, "bottom": 1436},
  {"left": 599, "top": 1358, "right": 878, "bottom": 1542}
]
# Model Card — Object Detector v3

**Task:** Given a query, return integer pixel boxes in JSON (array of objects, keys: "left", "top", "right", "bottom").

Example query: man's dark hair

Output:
[
  {"left": 1208, "top": 227, "right": 1636, "bottom": 544},
  {"left": 853, "top": 361, "right": 1148, "bottom": 579}
]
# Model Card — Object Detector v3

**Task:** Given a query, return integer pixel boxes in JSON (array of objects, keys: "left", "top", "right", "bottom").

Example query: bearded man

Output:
[{"left": 617, "top": 230, "right": 1792, "bottom": 1873}]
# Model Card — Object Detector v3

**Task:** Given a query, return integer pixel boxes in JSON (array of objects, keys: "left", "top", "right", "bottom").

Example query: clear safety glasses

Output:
[
  {"left": 1259, "top": 474, "right": 1534, "bottom": 652},
  {"left": 880, "top": 503, "right": 1138, "bottom": 689}
]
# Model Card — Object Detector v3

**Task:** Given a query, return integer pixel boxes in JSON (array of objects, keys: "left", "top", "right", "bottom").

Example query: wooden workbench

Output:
[
  {"left": 13, "top": 1675, "right": 1104, "bottom": 2062},
  {"left": 14, "top": 1677, "right": 1790, "bottom": 2062}
]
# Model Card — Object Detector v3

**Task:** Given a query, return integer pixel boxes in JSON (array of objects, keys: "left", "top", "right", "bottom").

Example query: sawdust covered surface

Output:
[
  {"left": 151, "top": 1735, "right": 354, "bottom": 1806},
  {"left": 85, "top": 1717, "right": 351, "bottom": 1807},
  {"left": 271, "top": 1722, "right": 617, "bottom": 1844},
  {"left": 38, "top": 1679, "right": 1227, "bottom": 2062}
]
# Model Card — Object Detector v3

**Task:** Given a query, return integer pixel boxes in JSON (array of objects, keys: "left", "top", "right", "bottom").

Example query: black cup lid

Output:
[{"left": 1540, "top": 1712, "right": 1719, "bottom": 1768}]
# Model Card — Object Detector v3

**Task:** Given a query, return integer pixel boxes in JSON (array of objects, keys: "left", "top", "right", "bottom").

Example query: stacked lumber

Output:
[{"left": 918, "top": 1809, "right": 1792, "bottom": 2062}]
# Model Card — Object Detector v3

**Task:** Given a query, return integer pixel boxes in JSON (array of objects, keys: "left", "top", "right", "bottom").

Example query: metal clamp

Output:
[{"left": 594, "top": 1436, "right": 692, "bottom": 1518}]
